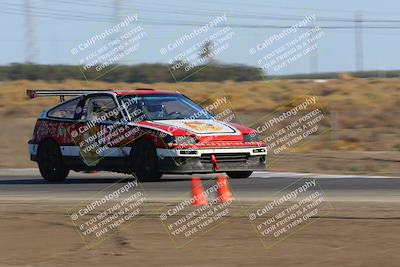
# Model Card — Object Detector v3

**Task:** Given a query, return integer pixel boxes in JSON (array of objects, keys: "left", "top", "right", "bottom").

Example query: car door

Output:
[{"left": 77, "top": 94, "right": 125, "bottom": 167}]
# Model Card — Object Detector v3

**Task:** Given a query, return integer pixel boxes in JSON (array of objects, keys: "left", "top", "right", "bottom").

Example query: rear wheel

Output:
[
  {"left": 226, "top": 171, "right": 253, "bottom": 179},
  {"left": 130, "top": 139, "right": 162, "bottom": 182},
  {"left": 37, "top": 140, "right": 69, "bottom": 182}
]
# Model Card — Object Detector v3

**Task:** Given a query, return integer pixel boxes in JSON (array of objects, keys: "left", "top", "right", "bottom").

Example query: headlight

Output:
[
  {"left": 163, "top": 135, "right": 198, "bottom": 146},
  {"left": 243, "top": 133, "right": 259, "bottom": 142}
]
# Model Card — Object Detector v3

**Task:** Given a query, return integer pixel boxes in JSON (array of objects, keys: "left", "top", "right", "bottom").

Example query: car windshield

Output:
[{"left": 119, "top": 94, "right": 214, "bottom": 121}]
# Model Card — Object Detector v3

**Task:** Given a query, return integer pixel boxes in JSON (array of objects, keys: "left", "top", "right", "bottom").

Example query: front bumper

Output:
[{"left": 157, "top": 147, "right": 267, "bottom": 174}]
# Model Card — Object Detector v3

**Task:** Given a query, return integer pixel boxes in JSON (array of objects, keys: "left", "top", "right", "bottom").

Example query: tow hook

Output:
[{"left": 211, "top": 154, "right": 219, "bottom": 171}]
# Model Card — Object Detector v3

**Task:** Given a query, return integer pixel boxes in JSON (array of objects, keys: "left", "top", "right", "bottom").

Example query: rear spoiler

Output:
[{"left": 26, "top": 89, "right": 112, "bottom": 102}]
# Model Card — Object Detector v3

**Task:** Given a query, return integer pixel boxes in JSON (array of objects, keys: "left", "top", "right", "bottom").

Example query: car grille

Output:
[{"left": 200, "top": 153, "right": 250, "bottom": 163}]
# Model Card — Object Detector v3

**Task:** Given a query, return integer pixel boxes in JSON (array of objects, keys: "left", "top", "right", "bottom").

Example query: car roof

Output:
[{"left": 113, "top": 89, "right": 180, "bottom": 96}]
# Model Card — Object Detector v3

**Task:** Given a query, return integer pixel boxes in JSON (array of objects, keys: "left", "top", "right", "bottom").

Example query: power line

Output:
[
  {"left": 183, "top": 0, "right": 400, "bottom": 17},
  {"left": 2, "top": 1, "right": 400, "bottom": 33},
  {"left": 0, "top": 2, "right": 114, "bottom": 22},
  {"left": 4, "top": 6, "right": 400, "bottom": 30},
  {"left": 39, "top": 0, "right": 400, "bottom": 24}
]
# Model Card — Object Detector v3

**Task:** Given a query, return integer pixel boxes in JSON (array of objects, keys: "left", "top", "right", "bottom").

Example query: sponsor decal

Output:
[
  {"left": 154, "top": 119, "right": 237, "bottom": 135},
  {"left": 182, "top": 121, "right": 224, "bottom": 132},
  {"left": 79, "top": 126, "right": 100, "bottom": 166}
]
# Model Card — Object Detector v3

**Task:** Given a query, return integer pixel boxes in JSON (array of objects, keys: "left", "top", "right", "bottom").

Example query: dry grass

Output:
[{"left": 2, "top": 78, "right": 400, "bottom": 121}]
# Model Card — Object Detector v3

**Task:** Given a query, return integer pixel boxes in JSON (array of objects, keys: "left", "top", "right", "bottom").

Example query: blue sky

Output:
[{"left": 1, "top": 0, "right": 400, "bottom": 75}]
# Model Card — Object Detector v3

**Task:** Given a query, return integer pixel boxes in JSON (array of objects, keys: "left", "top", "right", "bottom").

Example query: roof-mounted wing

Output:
[
  {"left": 135, "top": 88, "right": 155, "bottom": 91},
  {"left": 26, "top": 89, "right": 112, "bottom": 102}
]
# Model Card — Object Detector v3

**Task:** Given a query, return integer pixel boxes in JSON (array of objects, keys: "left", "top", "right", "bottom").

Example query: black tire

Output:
[
  {"left": 130, "top": 139, "right": 162, "bottom": 182},
  {"left": 226, "top": 171, "right": 253, "bottom": 179},
  {"left": 37, "top": 140, "right": 69, "bottom": 182}
]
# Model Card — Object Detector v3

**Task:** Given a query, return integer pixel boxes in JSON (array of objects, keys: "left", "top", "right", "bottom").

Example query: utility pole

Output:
[
  {"left": 113, "top": 0, "right": 123, "bottom": 64},
  {"left": 114, "top": 0, "right": 123, "bottom": 26},
  {"left": 24, "top": 0, "right": 36, "bottom": 63},
  {"left": 310, "top": 21, "right": 319, "bottom": 74},
  {"left": 355, "top": 13, "right": 363, "bottom": 72}
]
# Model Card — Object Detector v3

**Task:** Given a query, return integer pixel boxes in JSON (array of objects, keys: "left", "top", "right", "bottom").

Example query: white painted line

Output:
[
  {"left": 0, "top": 169, "right": 399, "bottom": 179},
  {"left": 253, "top": 171, "right": 400, "bottom": 179}
]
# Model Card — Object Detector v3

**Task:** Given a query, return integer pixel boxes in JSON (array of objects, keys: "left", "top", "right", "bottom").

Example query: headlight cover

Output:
[{"left": 243, "top": 133, "right": 259, "bottom": 142}]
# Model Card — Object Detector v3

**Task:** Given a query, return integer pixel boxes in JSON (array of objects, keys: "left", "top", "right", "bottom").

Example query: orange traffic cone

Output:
[
  {"left": 191, "top": 178, "right": 208, "bottom": 206},
  {"left": 216, "top": 176, "right": 232, "bottom": 203}
]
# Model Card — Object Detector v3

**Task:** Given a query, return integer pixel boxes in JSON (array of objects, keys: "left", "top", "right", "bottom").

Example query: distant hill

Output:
[
  {"left": 269, "top": 70, "right": 400, "bottom": 80},
  {"left": 0, "top": 63, "right": 398, "bottom": 82},
  {"left": 0, "top": 63, "right": 262, "bottom": 83}
]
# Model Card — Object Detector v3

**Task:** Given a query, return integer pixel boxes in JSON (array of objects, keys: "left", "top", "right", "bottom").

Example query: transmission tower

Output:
[
  {"left": 24, "top": 0, "right": 36, "bottom": 63},
  {"left": 355, "top": 14, "right": 364, "bottom": 71}
]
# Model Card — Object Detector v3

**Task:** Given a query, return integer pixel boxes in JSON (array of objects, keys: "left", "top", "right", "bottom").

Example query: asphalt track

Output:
[{"left": 0, "top": 169, "right": 399, "bottom": 202}]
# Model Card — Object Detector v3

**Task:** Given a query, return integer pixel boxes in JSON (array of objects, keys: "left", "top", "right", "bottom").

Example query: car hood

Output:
[{"left": 150, "top": 119, "right": 241, "bottom": 136}]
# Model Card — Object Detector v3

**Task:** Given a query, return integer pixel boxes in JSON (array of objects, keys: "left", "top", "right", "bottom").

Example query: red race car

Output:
[{"left": 27, "top": 88, "right": 267, "bottom": 182}]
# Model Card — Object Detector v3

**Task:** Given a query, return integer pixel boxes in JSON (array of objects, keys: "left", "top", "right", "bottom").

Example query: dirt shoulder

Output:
[{"left": 0, "top": 201, "right": 399, "bottom": 267}]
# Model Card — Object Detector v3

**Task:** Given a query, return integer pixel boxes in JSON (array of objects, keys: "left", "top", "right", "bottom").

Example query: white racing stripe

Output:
[
  {"left": 30, "top": 143, "right": 267, "bottom": 159},
  {"left": 61, "top": 146, "right": 131, "bottom": 157},
  {"left": 29, "top": 144, "right": 131, "bottom": 157}
]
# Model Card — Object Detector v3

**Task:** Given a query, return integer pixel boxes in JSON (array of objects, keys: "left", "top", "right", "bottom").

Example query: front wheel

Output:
[
  {"left": 226, "top": 171, "right": 253, "bottom": 179},
  {"left": 37, "top": 140, "right": 69, "bottom": 182},
  {"left": 130, "top": 139, "right": 162, "bottom": 182}
]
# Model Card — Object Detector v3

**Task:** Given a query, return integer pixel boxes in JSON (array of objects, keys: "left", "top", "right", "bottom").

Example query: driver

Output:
[{"left": 144, "top": 101, "right": 166, "bottom": 119}]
